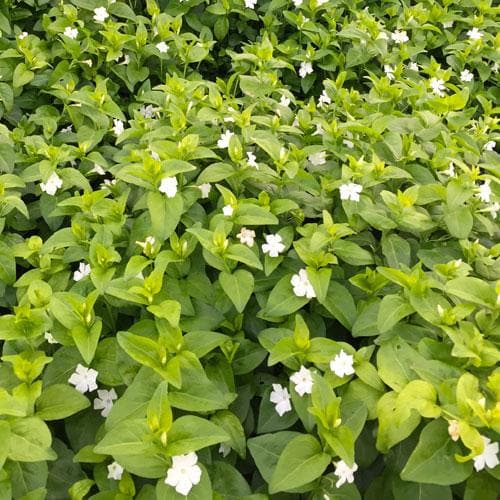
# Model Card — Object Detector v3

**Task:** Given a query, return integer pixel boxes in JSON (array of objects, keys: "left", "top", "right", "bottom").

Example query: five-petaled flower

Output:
[
  {"left": 107, "top": 461, "right": 124, "bottom": 481},
  {"left": 391, "top": 30, "right": 409, "bottom": 44},
  {"left": 244, "top": 0, "right": 257, "bottom": 9},
  {"left": 165, "top": 452, "right": 202, "bottom": 496},
  {"left": 156, "top": 42, "right": 169, "bottom": 53},
  {"left": 308, "top": 151, "right": 327, "bottom": 166},
  {"left": 217, "top": 130, "right": 234, "bottom": 148},
  {"left": 333, "top": 460, "right": 358, "bottom": 488},
  {"left": 467, "top": 27, "right": 483, "bottom": 40},
  {"left": 430, "top": 77, "right": 446, "bottom": 96},
  {"left": 73, "top": 262, "right": 91, "bottom": 281},
  {"left": 339, "top": 182, "right": 363, "bottom": 202},
  {"left": 246, "top": 151, "right": 259, "bottom": 168},
  {"left": 198, "top": 183, "right": 211, "bottom": 198},
  {"left": 68, "top": 364, "right": 98, "bottom": 394},
  {"left": 477, "top": 179, "right": 492, "bottom": 203},
  {"left": 483, "top": 140, "right": 496, "bottom": 151},
  {"left": 93, "top": 7, "right": 109, "bottom": 23},
  {"left": 94, "top": 388, "right": 118, "bottom": 417},
  {"left": 291, "top": 269, "right": 316, "bottom": 299},
  {"left": 299, "top": 61, "right": 313, "bottom": 78},
  {"left": 270, "top": 383, "right": 292, "bottom": 416},
  {"left": 262, "top": 234, "right": 285, "bottom": 257},
  {"left": 112, "top": 119, "right": 124, "bottom": 136},
  {"left": 40, "top": 172, "right": 63, "bottom": 196},
  {"left": 159, "top": 177, "right": 178, "bottom": 198},
  {"left": 63, "top": 27, "right": 78, "bottom": 39},
  {"left": 473, "top": 436, "right": 499, "bottom": 472},
  {"left": 330, "top": 349, "right": 355, "bottom": 378},
  {"left": 290, "top": 366, "right": 313, "bottom": 396},
  {"left": 222, "top": 204, "right": 234, "bottom": 216},
  {"left": 237, "top": 227, "right": 256, "bottom": 247},
  {"left": 460, "top": 69, "right": 474, "bottom": 82}
]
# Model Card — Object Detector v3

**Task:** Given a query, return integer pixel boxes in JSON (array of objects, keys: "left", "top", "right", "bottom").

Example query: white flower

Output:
[
  {"left": 217, "top": 130, "right": 234, "bottom": 149},
  {"left": 136, "top": 236, "right": 156, "bottom": 251},
  {"left": 18, "top": 31, "right": 28, "bottom": 40},
  {"left": 279, "top": 95, "right": 290, "bottom": 107},
  {"left": 139, "top": 104, "right": 155, "bottom": 118},
  {"left": 244, "top": 0, "right": 257, "bottom": 7},
  {"left": 313, "top": 123, "right": 324, "bottom": 136},
  {"left": 299, "top": 61, "right": 313, "bottom": 78},
  {"left": 408, "top": 62, "right": 419, "bottom": 71},
  {"left": 73, "top": 262, "right": 91, "bottom": 281},
  {"left": 292, "top": 0, "right": 303, "bottom": 6},
  {"left": 343, "top": 139, "right": 354, "bottom": 149},
  {"left": 222, "top": 204, "right": 234, "bottom": 217},
  {"left": 308, "top": 151, "right": 327, "bottom": 166},
  {"left": 467, "top": 27, "right": 483, "bottom": 40},
  {"left": 484, "top": 140, "right": 496, "bottom": 151},
  {"left": 291, "top": 269, "right": 316, "bottom": 299},
  {"left": 384, "top": 64, "right": 395, "bottom": 80},
  {"left": 443, "top": 162, "right": 455, "bottom": 177},
  {"left": 236, "top": 227, "right": 256, "bottom": 247},
  {"left": 219, "top": 443, "right": 231, "bottom": 457},
  {"left": 447, "top": 420, "right": 460, "bottom": 441},
  {"left": 246, "top": 151, "right": 259, "bottom": 169},
  {"left": 460, "top": 69, "right": 474, "bottom": 82},
  {"left": 477, "top": 179, "right": 492, "bottom": 203},
  {"left": 165, "top": 452, "right": 202, "bottom": 496},
  {"left": 198, "top": 183, "right": 211, "bottom": 198},
  {"left": 61, "top": 125, "right": 73, "bottom": 133},
  {"left": 262, "top": 234, "right": 285, "bottom": 257},
  {"left": 40, "top": 172, "right": 63, "bottom": 196},
  {"left": 44, "top": 332, "right": 58, "bottom": 344},
  {"left": 91, "top": 164, "right": 106, "bottom": 175},
  {"left": 485, "top": 202, "right": 500, "bottom": 219},
  {"left": 317, "top": 0, "right": 328, "bottom": 5},
  {"left": 107, "top": 461, "right": 124, "bottom": 481},
  {"left": 442, "top": 21, "right": 454, "bottom": 28},
  {"left": 430, "top": 77, "right": 446, "bottom": 97},
  {"left": 473, "top": 436, "right": 499, "bottom": 471},
  {"left": 290, "top": 366, "right": 313, "bottom": 396},
  {"left": 82, "top": 59, "right": 93, "bottom": 67},
  {"left": 391, "top": 30, "right": 409, "bottom": 44},
  {"left": 120, "top": 54, "right": 130, "bottom": 65},
  {"left": 112, "top": 119, "right": 124, "bottom": 136},
  {"left": 68, "top": 364, "right": 98, "bottom": 393},
  {"left": 493, "top": 62, "right": 499, "bottom": 74},
  {"left": 333, "top": 460, "right": 358, "bottom": 488},
  {"left": 94, "top": 388, "right": 118, "bottom": 417},
  {"left": 63, "top": 27, "right": 78, "bottom": 39},
  {"left": 159, "top": 177, "right": 178, "bottom": 197},
  {"left": 318, "top": 89, "right": 331, "bottom": 107},
  {"left": 330, "top": 349, "right": 355, "bottom": 378},
  {"left": 156, "top": 41, "right": 169, "bottom": 53},
  {"left": 270, "top": 383, "right": 292, "bottom": 416},
  {"left": 339, "top": 182, "right": 363, "bottom": 202},
  {"left": 93, "top": 7, "right": 109, "bottom": 23},
  {"left": 151, "top": 151, "right": 160, "bottom": 161}
]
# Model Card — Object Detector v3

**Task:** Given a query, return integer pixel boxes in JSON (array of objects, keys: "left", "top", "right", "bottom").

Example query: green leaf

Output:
[
  {"left": 381, "top": 233, "right": 411, "bottom": 269},
  {"left": 261, "top": 275, "right": 309, "bottom": 318},
  {"left": 225, "top": 244, "right": 263, "bottom": 270},
  {"left": 146, "top": 381, "right": 172, "bottom": 434},
  {"left": 94, "top": 418, "right": 156, "bottom": 456},
  {"left": 211, "top": 410, "right": 247, "bottom": 459},
  {"left": 71, "top": 320, "right": 102, "bottom": 365},
  {"left": 444, "top": 206, "right": 473, "bottom": 239},
  {"left": 392, "top": 477, "right": 452, "bottom": 500},
  {"left": 147, "top": 191, "right": 183, "bottom": 241},
  {"left": 376, "top": 338, "right": 418, "bottom": 391},
  {"left": 219, "top": 270, "right": 254, "bottom": 313},
  {"left": 165, "top": 415, "right": 229, "bottom": 455},
  {"left": 8, "top": 417, "right": 57, "bottom": 462},
  {"left": 401, "top": 419, "right": 473, "bottom": 485},
  {"left": 13, "top": 63, "right": 34, "bottom": 88},
  {"left": 0, "top": 421, "right": 10, "bottom": 469},
  {"left": 320, "top": 281, "right": 357, "bottom": 329},
  {"left": 35, "top": 384, "right": 90, "bottom": 420},
  {"left": 377, "top": 294, "right": 414, "bottom": 332},
  {"left": 234, "top": 204, "right": 279, "bottom": 226},
  {"left": 248, "top": 431, "right": 301, "bottom": 484},
  {"left": 445, "top": 277, "right": 497, "bottom": 308},
  {"left": 269, "top": 434, "right": 330, "bottom": 494}
]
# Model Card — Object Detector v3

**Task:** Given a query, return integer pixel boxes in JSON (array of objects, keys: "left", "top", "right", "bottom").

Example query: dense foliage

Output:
[{"left": 0, "top": 0, "right": 499, "bottom": 498}]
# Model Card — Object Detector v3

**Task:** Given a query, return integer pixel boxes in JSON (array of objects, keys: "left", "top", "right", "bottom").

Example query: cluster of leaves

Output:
[{"left": 0, "top": 0, "right": 499, "bottom": 498}]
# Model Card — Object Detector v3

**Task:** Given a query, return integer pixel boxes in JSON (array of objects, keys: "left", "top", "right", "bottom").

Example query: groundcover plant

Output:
[{"left": 0, "top": 0, "right": 499, "bottom": 498}]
